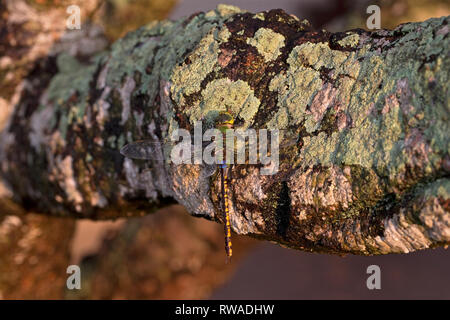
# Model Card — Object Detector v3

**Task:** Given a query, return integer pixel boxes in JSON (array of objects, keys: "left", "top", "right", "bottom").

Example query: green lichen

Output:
[
  {"left": 299, "top": 64, "right": 403, "bottom": 175},
  {"left": 107, "top": 136, "right": 116, "bottom": 148},
  {"left": 298, "top": 16, "right": 449, "bottom": 183},
  {"left": 105, "top": 11, "right": 223, "bottom": 119},
  {"left": 58, "top": 113, "right": 68, "bottom": 141},
  {"left": 246, "top": 28, "right": 285, "bottom": 62},
  {"left": 267, "top": 42, "right": 363, "bottom": 130},
  {"left": 268, "top": 49, "right": 323, "bottom": 129},
  {"left": 47, "top": 53, "right": 99, "bottom": 124},
  {"left": 293, "top": 42, "right": 359, "bottom": 78},
  {"left": 423, "top": 178, "right": 450, "bottom": 199},
  {"left": 295, "top": 42, "right": 347, "bottom": 68},
  {"left": 170, "top": 27, "right": 231, "bottom": 105},
  {"left": 105, "top": 20, "right": 173, "bottom": 89},
  {"left": 100, "top": 7, "right": 237, "bottom": 141},
  {"left": 117, "top": 134, "right": 126, "bottom": 149}
]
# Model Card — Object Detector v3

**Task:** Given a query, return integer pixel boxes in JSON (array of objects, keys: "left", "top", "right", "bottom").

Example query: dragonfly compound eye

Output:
[{"left": 216, "top": 111, "right": 235, "bottom": 126}]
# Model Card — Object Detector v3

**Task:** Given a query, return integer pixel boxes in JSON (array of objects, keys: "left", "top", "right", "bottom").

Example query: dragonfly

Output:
[{"left": 120, "top": 111, "right": 300, "bottom": 262}]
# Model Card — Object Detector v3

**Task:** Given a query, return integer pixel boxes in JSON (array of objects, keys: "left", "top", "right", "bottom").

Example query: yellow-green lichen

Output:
[
  {"left": 268, "top": 49, "right": 324, "bottom": 128},
  {"left": 337, "top": 33, "right": 360, "bottom": 48},
  {"left": 188, "top": 78, "right": 260, "bottom": 126},
  {"left": 246, "top": 28, "right": 285, "bottom": 62},
  {"left": 271, "top": 66, "right": 323, "bottom": 130},
  {"left": 298, "top": 65, "right": 405, "bottom": 176},
  {"left": 205, "top": 10, "right": 217, "bottom": 19},
  {"left": 143, "top": 20, "right": 173, "bottom": 35},
  {"left": 291, "top": 42, "right": 349, "bottom": 75},
  {"left": 170, "top": 29, "right": 225, "bottom": 105},
  {"left": 253, "top": 13, "right": 265, "bottom": 21},
  {"left": 344, "top": 54, "right": 385, "bottom": 127},
  {"left": 267, "top": 42, "right": 364, "bottom": 130},
  {"left": 216, "top": 4, "right": 245, "bottom": 17}
]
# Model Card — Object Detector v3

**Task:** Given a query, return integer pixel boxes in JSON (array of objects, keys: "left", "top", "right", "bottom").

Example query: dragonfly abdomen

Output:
[{"left": 220, "top": 164, "right": 233, "bottom": 261}]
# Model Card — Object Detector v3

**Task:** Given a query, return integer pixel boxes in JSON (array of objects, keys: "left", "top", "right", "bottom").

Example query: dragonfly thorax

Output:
[{"left": 215, "top": 111, "right": 235, "bottom": 134}]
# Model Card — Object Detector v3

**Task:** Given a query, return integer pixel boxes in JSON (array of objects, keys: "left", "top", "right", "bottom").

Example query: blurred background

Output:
[{"left": 0, "top": 0, "right": 449, "bottom": 299}]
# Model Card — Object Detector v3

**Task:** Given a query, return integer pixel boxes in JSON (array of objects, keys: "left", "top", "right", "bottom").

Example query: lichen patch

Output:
[
  {"left": 290, "top": 42, "right": 348, "bottom": 73},
  {"left": 246, "top": 28, "right": 285, "bottom": 62},
  {"left": 216, "top": 4, "right": 245, "bottom": 17},
  {"left": 268, "top": 66, "right": 323, "bottom": 128},
  {"left": 337, "top": 33, "right": 360, "bottom": 48},
  {"left": 188, "top": 78, "right": 260, "bottom": 126},
  {"left": 253, "top": 13, "right": 265, "bottom": 21},
  {"left": 170, "top": 26, "right": 232, "bottom": 106}
]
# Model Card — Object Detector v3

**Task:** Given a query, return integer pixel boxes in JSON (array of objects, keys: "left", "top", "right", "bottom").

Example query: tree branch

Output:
[{"left": 1, "top": 4, "right": 449, "bottom": 255}]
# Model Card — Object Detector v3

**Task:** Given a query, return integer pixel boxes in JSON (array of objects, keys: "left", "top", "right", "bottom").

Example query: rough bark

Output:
[
  {"left": 1, "top": 4, "right": 449, "bottom": 255},
  {"left": 1, "top": 0, "right": 260, "bottom": 300}
]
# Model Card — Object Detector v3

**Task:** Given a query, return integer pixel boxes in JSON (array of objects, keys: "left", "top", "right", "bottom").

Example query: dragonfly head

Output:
[{"left": 216, "top": 111, "right": 234, "bottom": 133}]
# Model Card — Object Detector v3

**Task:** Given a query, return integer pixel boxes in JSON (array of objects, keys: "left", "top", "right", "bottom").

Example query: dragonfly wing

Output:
[
  {"left": 120, "top": 140, "right": 166, "bottom": 161},
  {"left": 279, "top": 133, "right": 300, "bottom": 149},
  {"left": 201, "top": 163, "right": 218, "bottom": 178}
]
